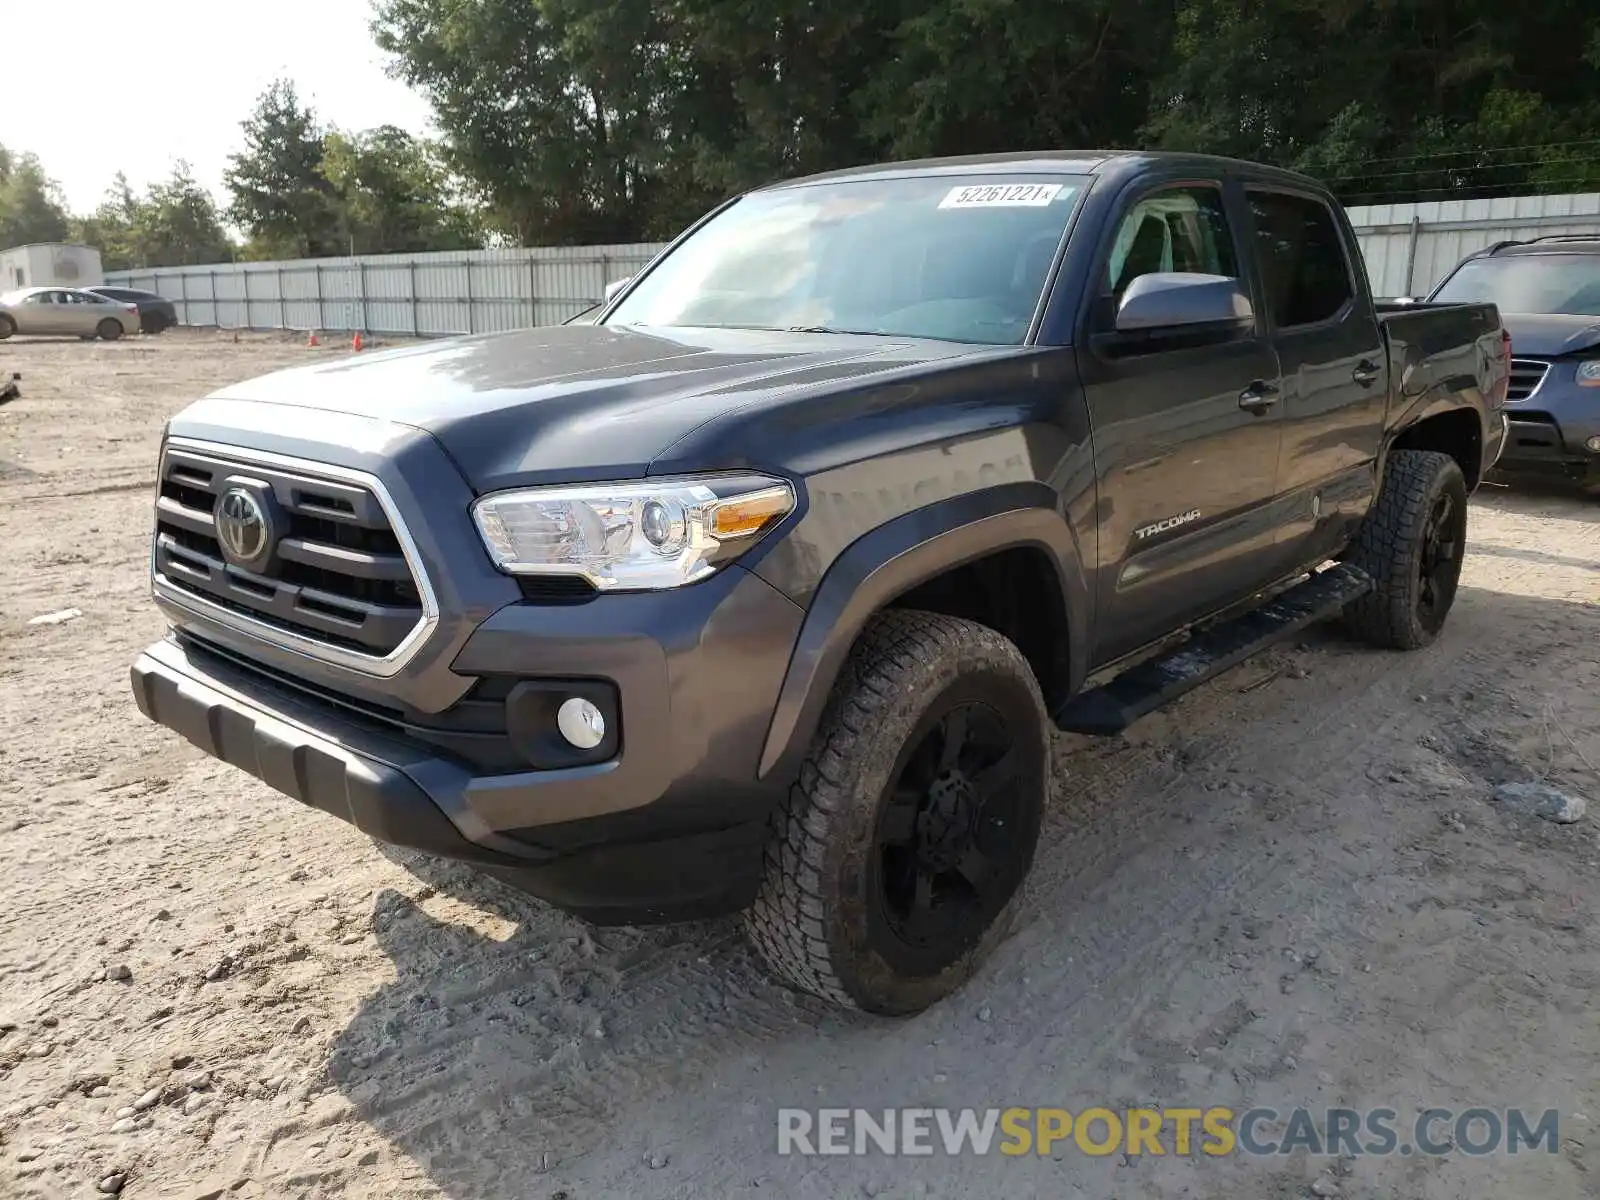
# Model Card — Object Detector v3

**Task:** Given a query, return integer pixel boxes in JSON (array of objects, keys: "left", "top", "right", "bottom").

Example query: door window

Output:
[
  {"left": 1105, "top": 185, "right": 1239, "bottom": 301},
  {"left": 1245, "top": 191, "right": 1354, "bottom": 328}
]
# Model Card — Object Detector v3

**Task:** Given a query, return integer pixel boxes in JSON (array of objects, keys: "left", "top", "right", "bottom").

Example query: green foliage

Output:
[
  {"left": 0, "top": 151, "right": 71, "bottom": 248},
  {"left": 19, "top": 1, "right": 1600, "bottom": 264},
  {"left": 374, "top": 0, "right": 1600, "bottom": 244},
  {"left": 321, "top": 126, "right": 482, "bottom": 254},
  {"left": 224, "top": 80, "right": 344, "bottom": 259},
  {"left": 71, "top": 168, "right": 233, "bottom": 271},
  {"left": 223, "top": 78, "right": 483, "bottom": 258}
]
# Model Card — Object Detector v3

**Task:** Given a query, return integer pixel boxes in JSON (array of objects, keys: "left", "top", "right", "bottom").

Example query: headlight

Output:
[
  {"left": 1577, "top": 360, "right": 1600, "bottom": 388},
  {"left": 471, "top": 474, "right": 796, "bottom": 590}
]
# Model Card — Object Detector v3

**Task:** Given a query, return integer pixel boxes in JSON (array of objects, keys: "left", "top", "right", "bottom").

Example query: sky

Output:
[{"left": 7, "top": 0, "right": 436, "bottom": 214}]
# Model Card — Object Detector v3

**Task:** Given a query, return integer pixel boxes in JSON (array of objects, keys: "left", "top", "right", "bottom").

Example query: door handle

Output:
[
  {"left": 1238, "top": 380, "right": 1280, "bottom": 414},
  {"left": 1352, "top": 359, "right": 1381, "bottom": 387}
]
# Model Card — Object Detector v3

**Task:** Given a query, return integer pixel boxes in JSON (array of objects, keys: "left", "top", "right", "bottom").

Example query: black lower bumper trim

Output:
[
  {"left": 131, "top": 640, "right": 541, "bottom": 868},
  {"left": 129, "top": 637, "right": 771, "bottom": 919}
]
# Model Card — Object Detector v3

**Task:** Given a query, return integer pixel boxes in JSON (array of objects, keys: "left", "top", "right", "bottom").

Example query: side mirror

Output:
[
  {"left": 1114, "top": 272, "right": 1254, "bottom": 334},
  {"left": 603, "top": 276, "right": 633, "bottom": 303}
]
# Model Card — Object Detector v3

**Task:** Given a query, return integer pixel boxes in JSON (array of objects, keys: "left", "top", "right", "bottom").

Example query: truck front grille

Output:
[
  {"left": 152, "top": 441, "right": 434, "bottom": 668},
  {"left": 1507, "top": 359, "right": 1550, "bottom": 402}
]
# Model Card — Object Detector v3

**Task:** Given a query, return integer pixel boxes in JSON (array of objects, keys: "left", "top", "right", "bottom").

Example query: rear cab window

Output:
[{"left": 1244, "top": 190, "right": 1355, "bottom": 328}]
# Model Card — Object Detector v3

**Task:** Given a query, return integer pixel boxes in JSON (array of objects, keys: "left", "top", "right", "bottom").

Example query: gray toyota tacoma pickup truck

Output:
[{"left": 131, "top": 152, "right": 1509, "bottom": 1014}]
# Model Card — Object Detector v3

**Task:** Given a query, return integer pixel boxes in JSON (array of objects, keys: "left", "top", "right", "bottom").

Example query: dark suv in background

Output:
[
  {"left": 1429, "top": 235, "right": 1600, "bottom": 492},
  {"left": 86, "top": 286, "right": 178, "bottom": 334}
]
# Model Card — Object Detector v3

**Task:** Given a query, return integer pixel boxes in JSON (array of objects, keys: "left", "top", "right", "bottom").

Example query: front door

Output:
[
  {"left": 1079, "top": 180, "right": 1287, "bottom": 666},
  {"left": 1242, "top": 187, "right": 1386, "bottom": 566},
  {"left": 19, "top": 290, "right": 68, "bottom": 334}
]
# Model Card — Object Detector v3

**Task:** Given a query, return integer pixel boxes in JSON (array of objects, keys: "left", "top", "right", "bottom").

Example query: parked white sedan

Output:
[{"left": 0, "top": 286, "right": 142, "bottom": 340}]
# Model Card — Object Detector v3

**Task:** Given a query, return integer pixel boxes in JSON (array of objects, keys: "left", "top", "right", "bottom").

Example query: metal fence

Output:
[
  {"left": 107, "top": 243, "right": 666, "bottom": 337},
  {"left": 106, "top": 192, "right": 1600, "bottom": 335}
]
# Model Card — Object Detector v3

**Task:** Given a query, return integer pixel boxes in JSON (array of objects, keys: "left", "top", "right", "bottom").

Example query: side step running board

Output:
[{"left": 1053, "top": 562, "right": 1373, "bottom": 736}]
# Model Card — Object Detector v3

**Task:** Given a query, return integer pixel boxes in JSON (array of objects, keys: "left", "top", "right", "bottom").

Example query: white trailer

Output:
[{"left": 0, "top": 243, "right": 105, "bottom": 290}]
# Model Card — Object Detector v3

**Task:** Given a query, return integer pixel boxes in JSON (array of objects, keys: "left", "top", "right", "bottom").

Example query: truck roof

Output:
[{"left": 764, "top": 150, "right": 1328, "bottom": 191}]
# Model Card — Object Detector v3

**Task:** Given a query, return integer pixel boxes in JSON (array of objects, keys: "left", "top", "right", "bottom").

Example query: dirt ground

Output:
[{"left": 1, "top": 329, "right": 1597, "bottom": 1200}]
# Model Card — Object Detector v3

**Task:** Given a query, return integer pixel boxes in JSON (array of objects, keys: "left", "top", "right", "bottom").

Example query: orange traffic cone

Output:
[
  {"left": 306, "top": 329, "right": 320, "bottom": 347},
  {"left": 351, "top": 331, "right": 364, "bottom": 352}
]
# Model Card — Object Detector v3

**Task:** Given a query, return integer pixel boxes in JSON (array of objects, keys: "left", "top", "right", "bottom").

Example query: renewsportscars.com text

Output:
[{"left": 777, "top": 1106, "right": 1561, "bottom": 1158}]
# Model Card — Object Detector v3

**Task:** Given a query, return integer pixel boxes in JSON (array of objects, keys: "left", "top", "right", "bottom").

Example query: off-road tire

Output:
[
  {"left": 1342, "top": 449, "right": 1468, "bottom": 650},
  {"left": 96, "top": 319, "right": 123, "bottom": 341},
  {"left": 743, "top": 610, "right": 1049, "bottom": 1015},
  {"left": 0, "top": 315, "right": 14, "bottom": 339}
]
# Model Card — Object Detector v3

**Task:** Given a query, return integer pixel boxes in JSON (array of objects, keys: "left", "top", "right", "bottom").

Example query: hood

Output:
[
  {"left": 1500, "top": 314, "right": 1600, "bottom": 359},
  {"left": 207, "top": 324, "right": 983, "bottom": 491}
]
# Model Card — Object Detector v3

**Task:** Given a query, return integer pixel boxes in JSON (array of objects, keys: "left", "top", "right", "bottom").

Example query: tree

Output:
[
  {"left": 375, "top": 0, "right": 688, "bottom": 244},
  {"left": 223, "top": 79, "right": 342, "bottom": 259},
  {"left": 1144, "top": 0, "right": 1600, "bottom": 202},
  {"left": 0, "top": 149, "right": 71, "bottom": 248},
  {"left": 321, "top": 127, "right": 481, "bottom": 254},
  {"left": 72, "top": 173, "right": 140, "bottom": 271},
  {"left": 130, "top": 163, "right": 234, "bottom": 267}
]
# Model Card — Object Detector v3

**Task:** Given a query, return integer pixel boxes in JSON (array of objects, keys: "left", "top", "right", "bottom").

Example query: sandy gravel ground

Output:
[{"left": 1, "top": 330, "right": 1597, "bottom": 1200}]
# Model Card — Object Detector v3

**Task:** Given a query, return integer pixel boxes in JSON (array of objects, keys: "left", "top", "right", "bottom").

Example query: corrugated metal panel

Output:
[{"left": 110, "top": 194, "right": 1600, "bottom": 332}]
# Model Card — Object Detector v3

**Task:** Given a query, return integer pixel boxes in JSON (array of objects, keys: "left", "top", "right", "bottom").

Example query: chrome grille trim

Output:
[
  {"left": 150, "top": 437, "right": 441, "bottom": 678},
  {"left": 1506, "top": 358, "right": 1550, "bottom": 403}
]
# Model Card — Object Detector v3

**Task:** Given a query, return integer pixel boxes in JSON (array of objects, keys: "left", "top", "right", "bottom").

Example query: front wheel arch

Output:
[{"left": 756, "top": 485, "right": 1087, "bottom": 784}]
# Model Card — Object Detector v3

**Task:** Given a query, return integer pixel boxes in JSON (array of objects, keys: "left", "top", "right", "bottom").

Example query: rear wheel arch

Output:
[
  {"left": 757, "top": 484, "right": 1087, "bottom": 784},
  {"left": 1388, "top": 404, "right": 1484, "bottom": 491}
]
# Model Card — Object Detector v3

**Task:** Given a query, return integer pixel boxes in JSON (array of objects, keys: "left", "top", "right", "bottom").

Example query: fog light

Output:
[
  {"left": 1587, "top": 435, "right": 1600, "bottom": 453},
  {"left": 556, "top": 697, "right": 606, "bottom": 749}
]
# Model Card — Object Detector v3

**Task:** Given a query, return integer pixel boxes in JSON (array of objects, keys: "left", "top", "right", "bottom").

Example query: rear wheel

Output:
[
  {"left": 0, "top": 315, "right": 14, "bottom": 339},
  {"left": 1342, "top": 449, "right": 1468, "bottom": 649},
  {"left": 97, "top": 318, "right": 123, "bottom": 341},
  {"left": 744, "top": 611, "right": 1048, "bottom": 1014}
]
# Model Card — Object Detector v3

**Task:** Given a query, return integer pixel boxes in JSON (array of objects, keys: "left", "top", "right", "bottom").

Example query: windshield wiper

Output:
[{"left": 784, "top": 325, "right": 887, "bottom": 336}]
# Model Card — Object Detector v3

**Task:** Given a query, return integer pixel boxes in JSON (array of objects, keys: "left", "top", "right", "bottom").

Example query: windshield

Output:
[
  {"left": 606, "top": 174, "right": 1088, "bottom": 345},
  {"left": 1433, "top": 254, "right": 1600, "bottom": 315}
]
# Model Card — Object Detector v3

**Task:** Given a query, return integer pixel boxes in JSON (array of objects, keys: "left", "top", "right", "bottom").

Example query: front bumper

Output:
[
  {"left": 132, "top": 636, "right": 523, "bottom": 867},
  {"left": 132, "top": 561, "right": 806, "bottom": 921},
  {"left": 1496, "top": 367, "right": 1600, "bottom": 482}
]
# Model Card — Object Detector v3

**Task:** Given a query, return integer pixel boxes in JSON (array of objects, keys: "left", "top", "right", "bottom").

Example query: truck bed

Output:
[{"left": 1377, "top": 300, "right": 1506, "bottom": 410}]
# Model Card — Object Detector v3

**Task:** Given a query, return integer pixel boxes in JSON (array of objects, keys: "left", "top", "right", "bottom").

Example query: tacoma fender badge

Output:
[{"left": 1134, "top": 509, "right": 1202, "bottom": 540}]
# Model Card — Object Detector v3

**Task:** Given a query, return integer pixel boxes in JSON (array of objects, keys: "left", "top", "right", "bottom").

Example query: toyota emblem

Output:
[{"left": 216, "top": 488, "right": 271, "bottom": 565}]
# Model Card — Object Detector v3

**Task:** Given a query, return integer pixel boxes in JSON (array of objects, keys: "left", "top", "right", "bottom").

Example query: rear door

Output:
[
  {"left": 1241, "top": 186, "right": 1386, "bottom": 567},
  {"left": 1077, "top": 176, "right": 1287, "bottom": 666}
]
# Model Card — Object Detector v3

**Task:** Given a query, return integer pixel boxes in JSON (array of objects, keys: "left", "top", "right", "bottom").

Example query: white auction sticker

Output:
[{"left": 939, "top": 183, "right": 1064, "bottom": 209}]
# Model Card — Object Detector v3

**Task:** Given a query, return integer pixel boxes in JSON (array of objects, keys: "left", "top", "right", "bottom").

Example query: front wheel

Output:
[
  {"left": 1342, "top": 449, "right": 1468, "bottom": 649},
  {"left": 0, "top": 315, "right": 14, "bottom": 339},
  {"left": 744, "top": 611, "right": 1048, "bottom": 1015},
  {"left": 97, "top": 319, "right": 123, "bottom": 341}
]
